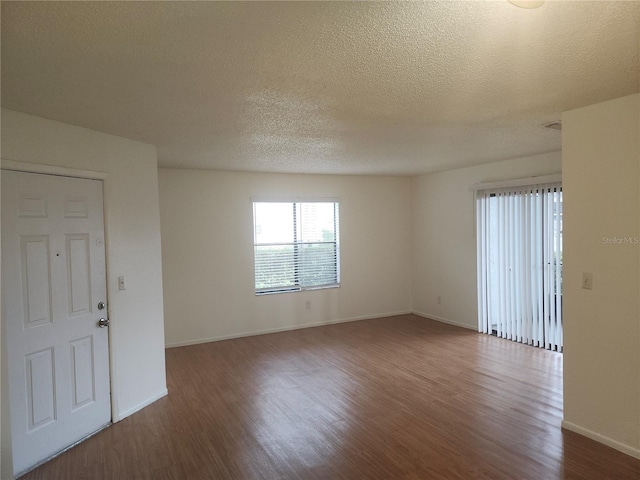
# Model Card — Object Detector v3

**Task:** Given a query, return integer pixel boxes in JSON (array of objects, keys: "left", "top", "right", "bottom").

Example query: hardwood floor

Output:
[{"left": 20, "top": 315, "right": 640, "bottom": 479}]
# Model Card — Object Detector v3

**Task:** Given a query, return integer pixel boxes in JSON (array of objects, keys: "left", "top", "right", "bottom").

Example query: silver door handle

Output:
[{"left": 98, "top": 318, "right": 110, "bottom": 328}]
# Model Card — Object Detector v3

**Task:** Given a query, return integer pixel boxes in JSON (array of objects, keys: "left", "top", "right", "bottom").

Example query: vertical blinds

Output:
[
  {"left": 476, "top": 182, "right": 563, "bottom": 351},
  {"left": 253, "top": 201, "right": 340, "bottom": 294}
]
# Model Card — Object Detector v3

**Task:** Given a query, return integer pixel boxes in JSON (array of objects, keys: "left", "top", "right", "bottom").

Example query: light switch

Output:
[
  {"left": 118, "top": 276, "right": 126, "bottom": 291},
  {"left": 582, "top": 272, "right": 592, "bottom": 290}
]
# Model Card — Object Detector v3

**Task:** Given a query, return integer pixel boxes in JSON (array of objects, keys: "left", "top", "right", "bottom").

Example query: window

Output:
[{"left": 253, "top": 201, "right": 340, "bottom": 294}]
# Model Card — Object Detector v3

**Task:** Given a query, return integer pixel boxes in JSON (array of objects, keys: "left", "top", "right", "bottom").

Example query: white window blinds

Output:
[
  {"left": 253, "top": 201, "right": 340, "bottom": 294},
  {"left": 476, "top": 182, "right": 563, "bottom": 351}
]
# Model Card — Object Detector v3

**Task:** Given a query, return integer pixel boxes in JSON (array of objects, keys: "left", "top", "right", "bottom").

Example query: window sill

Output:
[{"left": 255, "top": 284, "right": 341, "bottom": 296}]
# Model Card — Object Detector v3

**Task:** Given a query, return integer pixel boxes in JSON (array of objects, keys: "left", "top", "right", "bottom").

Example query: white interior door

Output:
[{"left": 2, "top": 170, "right": 111, "bottom": 475}]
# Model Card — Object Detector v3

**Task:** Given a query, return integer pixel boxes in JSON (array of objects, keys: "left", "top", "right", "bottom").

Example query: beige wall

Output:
[
  {"left": 411, "top": 151, "right": 562, "bottom": 329},
  {"left": 1, "top": 109, "right": 168, "bottom": 477},
  {"left": 158, "top": 169, "right": 412, "bottom": 346},
  {"left": 562, "top": 93, "right": 640, "bottom": 457}
]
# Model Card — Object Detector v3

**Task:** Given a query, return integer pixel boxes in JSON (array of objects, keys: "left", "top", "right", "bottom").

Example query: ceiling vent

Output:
[
  {"left": 543, "top": 121, "right": 562, "bottom": 131},
  {"left": 508, "top": 0, "right": 545, "bottom": 8}
]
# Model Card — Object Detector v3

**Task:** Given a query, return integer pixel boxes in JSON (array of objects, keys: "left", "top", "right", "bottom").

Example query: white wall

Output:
[
  {"left": 411, "top": 151, "right": 562, "bottom": 329},
  {"left": 1, "top": 109, "right": 168, "bottom": 477},
  {"left": 158, "top": 169, "right": 412, "bottom": 346},
  {"left": 562, "top": 94, "right": 640, "bottom": 457}
]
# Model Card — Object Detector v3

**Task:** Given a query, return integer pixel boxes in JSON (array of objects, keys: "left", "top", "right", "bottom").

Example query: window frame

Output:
[{"left": 252, "top": 198, "right": 341, "bottom": 296}]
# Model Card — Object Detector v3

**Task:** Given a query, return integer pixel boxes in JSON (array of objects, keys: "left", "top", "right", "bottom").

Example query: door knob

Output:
[{"left": 98, "top": 318, "right": 110, "bottom": 328}]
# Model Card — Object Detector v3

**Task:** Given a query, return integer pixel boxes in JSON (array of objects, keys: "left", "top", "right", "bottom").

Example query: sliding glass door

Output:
[{"left": 477, "top": 182, "right": 563, "bottom": 351}]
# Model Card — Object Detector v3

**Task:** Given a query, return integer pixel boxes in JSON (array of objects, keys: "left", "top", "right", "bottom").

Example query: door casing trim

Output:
[{"left": 1, "top": 159, "right": 108, "bottom": 180}]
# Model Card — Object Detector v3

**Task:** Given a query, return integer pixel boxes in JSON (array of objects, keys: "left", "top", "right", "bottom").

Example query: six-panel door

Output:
[{"left": 2, "top": 170, "right": 111, "bottom": 475}]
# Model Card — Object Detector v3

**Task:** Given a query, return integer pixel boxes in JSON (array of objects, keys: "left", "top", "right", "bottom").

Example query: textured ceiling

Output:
[{"left": 2, "top": 1, "right": 639, "bottom": 175}]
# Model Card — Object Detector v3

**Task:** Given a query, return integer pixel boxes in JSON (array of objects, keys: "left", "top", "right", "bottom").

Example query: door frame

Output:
[{"left": 1, "top": 159, "right": 115, "bottom": 477}]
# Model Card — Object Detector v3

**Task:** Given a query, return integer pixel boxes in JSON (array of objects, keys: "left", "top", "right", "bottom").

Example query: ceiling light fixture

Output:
[{"left": 508, "top": 0, "right": 545, "bottom": 8}]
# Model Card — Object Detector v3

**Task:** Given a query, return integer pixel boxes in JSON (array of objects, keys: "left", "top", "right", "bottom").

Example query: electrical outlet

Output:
[
  {"left": 305, "top": 300, "right": 311, "bottom": 309},
  {"left": 437, "top": 296, "right": 442, "bottom": 305},
  {"left": 582, "top": 272, "right": 593, "bottom": 290}
]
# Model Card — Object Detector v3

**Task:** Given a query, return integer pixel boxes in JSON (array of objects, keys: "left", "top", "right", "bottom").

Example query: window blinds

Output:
[
  {"left": 476, "top": 182, "right": 562, "bottom": 351},
  {"left": 253, "top": 201, "right": 340, "bottom": 294}
]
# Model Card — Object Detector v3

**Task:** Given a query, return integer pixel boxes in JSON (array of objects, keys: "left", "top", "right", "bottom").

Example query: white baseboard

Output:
[
  {"left": 411, "top": 311, "right": 477, "bottom": 331},
  {"left": 113, "top": 388, "right": 168, "bottom": 422},
  {"left": 165, "top": 310, "right": 413, "bottom": 348},
  {"left": 561, "top": 420, "right": 640, "bottom": 460}
]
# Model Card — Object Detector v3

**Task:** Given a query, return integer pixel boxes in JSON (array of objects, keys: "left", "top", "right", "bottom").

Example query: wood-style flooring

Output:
[{"left": 20, "top": 315, "right": 640, "bottom": 479}]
